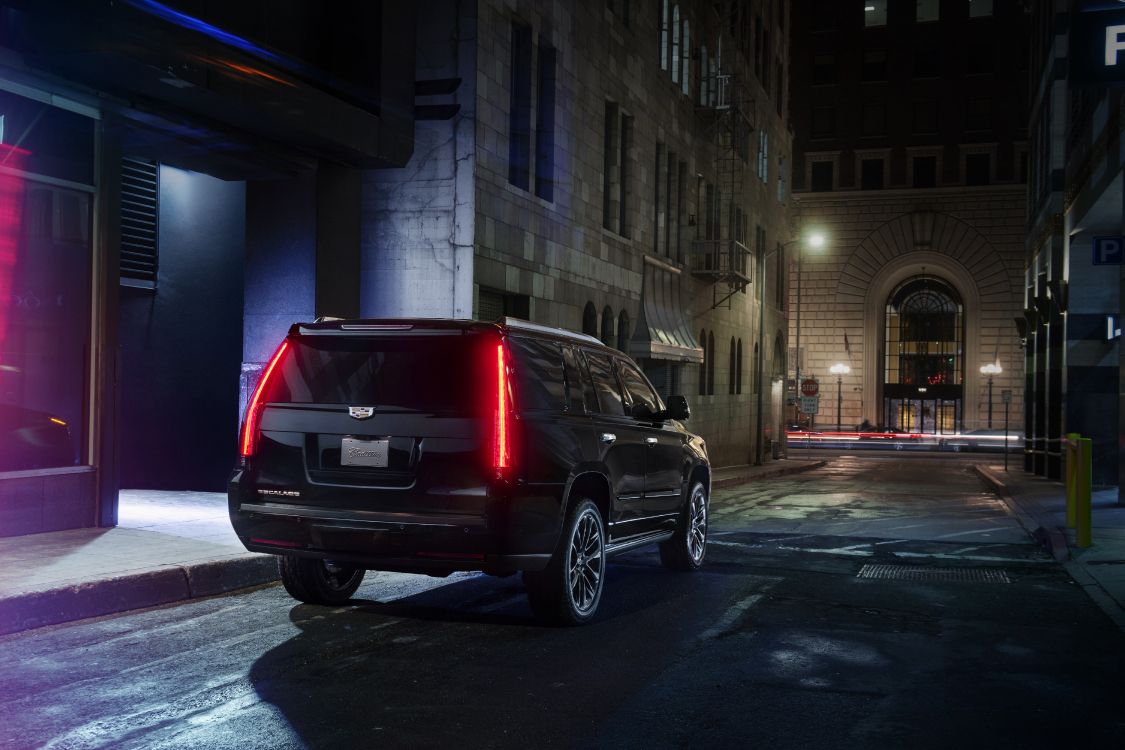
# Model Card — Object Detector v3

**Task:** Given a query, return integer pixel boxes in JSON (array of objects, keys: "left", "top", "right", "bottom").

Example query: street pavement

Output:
[
  {"left": 1, "top": 454, "right": 1123, "bottom": 749},
  {"left": 0, "top": 459, "right": 823, "bottom": 635}
]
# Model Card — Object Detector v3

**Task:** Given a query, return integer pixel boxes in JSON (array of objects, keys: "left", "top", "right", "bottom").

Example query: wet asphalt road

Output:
[{"left": 2, "top": 455, "right": 1124, "bottom": 749}]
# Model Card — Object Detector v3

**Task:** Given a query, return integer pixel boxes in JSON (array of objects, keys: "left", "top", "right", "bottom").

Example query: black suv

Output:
[{"left": 228, "top": 317, "right": 710, "bottom": 624}]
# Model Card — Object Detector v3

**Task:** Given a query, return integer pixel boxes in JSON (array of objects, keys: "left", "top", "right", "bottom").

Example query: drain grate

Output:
[{"left": 857, "top": 564, "right": 1011, "bottom": 584}]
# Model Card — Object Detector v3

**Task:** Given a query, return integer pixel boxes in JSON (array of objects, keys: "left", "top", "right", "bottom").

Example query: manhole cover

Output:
[{"left": 857, "top": 564, "right": 1010, "bottom": 583}]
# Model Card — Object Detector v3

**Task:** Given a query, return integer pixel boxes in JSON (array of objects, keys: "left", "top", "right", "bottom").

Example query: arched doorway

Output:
[{"left": 883, "top": 274, "right": 963, "bottom": 434}]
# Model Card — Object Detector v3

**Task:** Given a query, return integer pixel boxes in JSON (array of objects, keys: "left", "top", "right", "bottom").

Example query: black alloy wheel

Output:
[
  {"left": 279, "top": 555, "right": 365, "bottom": 605},
  {"left": 524, "top": 498, "right": 606, "bottom": 626},
  {"left": 659, "top": 480, "right": 708, "bottom": 570}
]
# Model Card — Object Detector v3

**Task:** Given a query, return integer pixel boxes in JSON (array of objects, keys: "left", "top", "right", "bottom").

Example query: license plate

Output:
[{"left": 341, "top": 437, "right": 390, "bottom": 468}]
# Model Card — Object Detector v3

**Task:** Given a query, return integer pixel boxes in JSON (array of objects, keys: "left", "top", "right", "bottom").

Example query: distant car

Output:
[
  {"left": 0, "top": 404, "right": 76, "bottom": 471},
  {"left": 939, "top": 429, "right": 1024, "bottom": 453},
  {"left": 228, "top": 317, "right": 711, "bottom": 625}
]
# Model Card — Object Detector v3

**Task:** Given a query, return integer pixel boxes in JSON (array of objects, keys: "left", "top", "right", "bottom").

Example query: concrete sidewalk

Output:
[
  {"left": 0, "top": 458, "right": 823, "bottom": 636},
  {"left": 974, "top": 465, "right": 1125, "bottom": 632}
]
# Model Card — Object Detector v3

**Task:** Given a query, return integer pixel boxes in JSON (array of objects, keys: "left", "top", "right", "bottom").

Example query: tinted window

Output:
[
  {"left": 584, "top": 351, "right": 625, "bottom": 416},
  {"left": 270, "top": 335, "right": 483, "bottom": 412},
  {"left": 509, "top": 337, "right": 566, "bottom": 411},
  {"left": 563, "top": 345, "right": 599, "bottom": 413},
  {"left": 617, "top": 361, "right": 662, "bottom": 413}
]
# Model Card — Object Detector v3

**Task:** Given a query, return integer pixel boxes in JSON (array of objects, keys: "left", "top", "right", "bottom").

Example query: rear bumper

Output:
[{"left": 227, "top": 473, "right": 562, "bottom": 574}]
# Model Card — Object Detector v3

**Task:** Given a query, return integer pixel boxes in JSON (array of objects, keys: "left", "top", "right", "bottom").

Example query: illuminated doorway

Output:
[{"left": 882, "top": 274, "right": 963, "bottom": 434}]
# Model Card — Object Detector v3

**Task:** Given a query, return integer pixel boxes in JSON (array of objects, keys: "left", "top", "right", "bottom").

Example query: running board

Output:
[{"left": 605, "top": 531, "right": 674, "bottom": 557}]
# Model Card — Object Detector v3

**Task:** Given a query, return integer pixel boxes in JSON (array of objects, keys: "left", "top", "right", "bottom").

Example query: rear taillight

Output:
[
  {"left": 492, "top": 339, "right": 515, "bottom": 478},
  {"left": 239, "top": 339, "right": 290, "bottom": 458}
]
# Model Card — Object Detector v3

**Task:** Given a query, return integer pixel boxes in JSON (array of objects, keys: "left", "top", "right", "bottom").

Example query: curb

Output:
[
  {"left": 0, "top": 554, "right": 279, "bottom": 637},
  {"left": 712, "top": 460, "right": 827, "bottom": 490},
  {"left": 971, "top": 464, "right": 1069, "bottom": 561}
]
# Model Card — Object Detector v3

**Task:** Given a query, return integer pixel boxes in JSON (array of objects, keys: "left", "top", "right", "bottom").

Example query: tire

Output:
[
  {"left": 278, "top": 555, "right": 365, "bottom": 605},
  {"left": 659, "top": 480, "right": 708, "bottom": 571},
  {"left": 523, "top": 498, "right": 606, "bottom": 626}
]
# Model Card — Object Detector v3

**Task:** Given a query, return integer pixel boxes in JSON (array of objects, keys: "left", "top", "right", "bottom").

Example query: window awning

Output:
[{"left": 629, "top": 255, "right": 703, "bottom": 364}]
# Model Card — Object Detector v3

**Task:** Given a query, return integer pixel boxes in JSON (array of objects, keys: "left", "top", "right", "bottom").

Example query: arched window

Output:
[
  {"left": 671, "top": 6, "right": 681, "bottom": 84},
  {"left": 699, "top": 328, "right": 707, "bottom": 396},
  {"left": 601, "top": 305, "right": 614, "bottom": 345},
  {"left": 737, "top": 338, "right": 743, "bottom": 394},
  {"left": 707, "top": 331, "right": 715, "bottom": 395},
  {"left": 728, "top": 337, "right": 736, "bottom": 394},
  {"left": 617, "top": 310, "right": 631, "bottom": 352},
  {"left": 582, "top": 302, "right": 597, "bottom": 336},
  {"left": 682, "top": 21, "right": 691, "bottom": 95}
]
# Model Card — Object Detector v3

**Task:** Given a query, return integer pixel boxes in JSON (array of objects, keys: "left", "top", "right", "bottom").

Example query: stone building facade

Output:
[
  {"left": 366, "top": 0, "right": 794, "bottom": 466},
  {"left": 789, "top": 0, "right": 1028, "bottom": 436}
]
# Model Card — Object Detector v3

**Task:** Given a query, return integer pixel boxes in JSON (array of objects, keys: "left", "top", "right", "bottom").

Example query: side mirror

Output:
[
  {"left": 665, "top": 395, "right": 690, "bottom": 421},
  {"left": 630, "top": 402, "right": 657, "bottom": 421}
]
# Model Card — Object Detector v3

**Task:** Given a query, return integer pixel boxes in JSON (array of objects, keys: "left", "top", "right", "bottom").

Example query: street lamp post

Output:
[
  {"left": 830, "top": 363, "right": 850, "bottom": 432},
  {"left": 753, "top": 231, "right": 825, "bottom": 464},
  {"left": 980, "top": 362, "right": 1002, "bottom": 429}
]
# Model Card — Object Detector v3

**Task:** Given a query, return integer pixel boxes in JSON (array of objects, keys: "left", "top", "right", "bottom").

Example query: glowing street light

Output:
[
  {"left": 980, "top": 362, "right": 1002, "bottom": 428},
  {"left": 829, "top": 363, "right": 850, "bottom": 432}
]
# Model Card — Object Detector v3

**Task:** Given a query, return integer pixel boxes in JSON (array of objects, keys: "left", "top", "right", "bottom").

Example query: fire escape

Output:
[{"left": 690, "top": 72, "right": 755, "bottom": 310}]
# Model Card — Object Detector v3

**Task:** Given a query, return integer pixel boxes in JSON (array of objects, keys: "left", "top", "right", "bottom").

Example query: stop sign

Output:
[{"left": 800, "top": 378, "right": 819, "bottom": 397}]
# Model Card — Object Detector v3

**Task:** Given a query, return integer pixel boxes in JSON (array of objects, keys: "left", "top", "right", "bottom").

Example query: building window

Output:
[
  {"left": 671, "top": 5, "right": 681, "bottom": 84},
  {"left": 966, "top": 98, "right": 991, "bottom": 131},
  {"left": 601, "top": 306, "right": 615, "bottom": 345},
  {"left": 915, "top": 0, "right": 939, "bottom": 22},
  {"left": 660, "top": 0, "right": 669, "bottom": 70},
  {"left": 811, "top": 107, "right": 835, "bottom": 138},
  {"left": 969, "top": 0, "right": 993, "bottom": 18},
  {"left": 912, "top": 156, "right": 937, "bottom": 188},
  {"left": 914, "top": 47, "right": 940, "bottom": 78},
  {"left": 707, "top": 331, "right": 715, "bottom": 395},
  {"left": 777, "top": 155, "right": 787, "bottom": 202},
  {"left": 617, "top": 310, "right": 631, "bottom": 352},
  {"left": 478, "top": 288, "right": 530, "bottom": 320},
  {"left": 583, "top": 302, "right": 598, "bottom": 336},
  {"left": 810, "top": 161, "right": 834, "bottom": 191},
  {"left": 736, "top": 338, "right": 744, "bottom": 394},
  {"left": 965, "top": 153, "right": 990, "bottom": 185},
  {"left": 699, "top": 329, "right": 708, "bottom": 396},
  {"left": 602, "top": 103, "right": 632, "bottom": 236},
  {"left": 912, "top": 100, "right": 938, "bottom": 134},
  {"left": 864, "top": 0, "right": 887, "bottom": 27},
  {"left": 653, "top": 142, "right": 663, "bottom": 255},
  {"left": 861, "top": 158, "right": 884, "bottom": 189},
  {"left": 682, "top": 20, "right": 691, "bottom": 95},
  {"left": 813, "top": 53, "right": 836, "bottom": 85},
  {"left": 535, "top": 41, "right": 556, "bottom": 201},
  {"left": 757, "top": 131, "right": 769, "bottom": 182},
  {"left": 508, "top": 22, "right": 533, "bottom": 190},
  {"left": 676, "top": 161, "right": 686, "bottom": 260},
  {"left": 728, "top": 337, "right": 736, "bottom": 394},
  {"left": 665, "top": 149, "right": 677, "bottom": 258},
  {"left": 861, "top": 49, "right": 887, "bottom": 81},
  {"left": 861, "top": 103, "right": 886, "bottom": 137},
  {"left": 967, "top": 38, "right": 994, "bottom": 75}
]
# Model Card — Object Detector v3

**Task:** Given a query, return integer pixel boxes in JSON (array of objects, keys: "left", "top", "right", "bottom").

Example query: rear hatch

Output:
[{"left": 250, "top": 325, "right": 496, "bottom": 515}]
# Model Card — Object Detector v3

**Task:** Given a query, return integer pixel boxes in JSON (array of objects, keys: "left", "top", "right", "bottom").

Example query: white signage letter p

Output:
[{"left": 1106, "top": 25, "right": 1125, "bottom": 66}]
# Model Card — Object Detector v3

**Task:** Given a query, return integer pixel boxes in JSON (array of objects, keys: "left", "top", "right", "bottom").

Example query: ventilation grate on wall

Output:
[
  {"left": 857, "top": 564, "right": 1010, "bottom": 584},
  {"left": 120, "top": 157, "right": 159, "bottom": 287}
]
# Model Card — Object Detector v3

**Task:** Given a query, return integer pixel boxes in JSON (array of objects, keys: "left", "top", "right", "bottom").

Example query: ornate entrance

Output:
[{"left": 882, "top": 274, "right": 963, "bottom": 434}]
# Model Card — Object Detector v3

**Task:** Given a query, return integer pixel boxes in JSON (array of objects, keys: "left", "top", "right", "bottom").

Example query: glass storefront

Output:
[{"left": 0, "top": 86, "right": 95, "bottom": 472}]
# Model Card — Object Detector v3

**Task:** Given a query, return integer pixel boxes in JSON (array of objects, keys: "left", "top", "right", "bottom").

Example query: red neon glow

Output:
[
  {"left": 493, "top": 341, "right": 511, "bottom": 471},
  {"left": 249, "top": 537, "right": 303, "bottom": 549},
  {"left": 239, "top": 339, "right": 290, "bottom": 457},
  {"left": 0, "top": 145, "right": 31, "bottom": 358}
]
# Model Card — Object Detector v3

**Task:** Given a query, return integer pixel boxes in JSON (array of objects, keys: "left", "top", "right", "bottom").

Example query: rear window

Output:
[
  {"left": 268, "top": 334, "right": 484, "bottom": 412},
  {"left": 509, "top": 336, "right": 566, "bottom": 411}
]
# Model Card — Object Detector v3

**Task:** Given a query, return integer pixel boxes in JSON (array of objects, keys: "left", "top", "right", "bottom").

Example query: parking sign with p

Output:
[{"left": 1093, "top": 236, "right": 1123, "bottom": 266}]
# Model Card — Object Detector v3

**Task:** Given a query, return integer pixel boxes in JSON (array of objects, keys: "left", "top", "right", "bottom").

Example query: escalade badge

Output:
[{"left": 349, "top": 406, "right": 375, "bottom": 419}]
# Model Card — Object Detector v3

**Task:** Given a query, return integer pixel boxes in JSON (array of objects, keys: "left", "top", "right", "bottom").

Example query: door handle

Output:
[
  {"left": 645, "top": 437, "right": 658, "bottom": 446},
  {"left": 600, "top": 433, "right": 617, "bottom": 444}
]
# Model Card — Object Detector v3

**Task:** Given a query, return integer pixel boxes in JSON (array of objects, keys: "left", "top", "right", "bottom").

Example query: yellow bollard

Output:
[
  {"left": 1065, "top": 433, "right": 1080, "bottom": 528},
  {"left": 1076, "top": 437, "right": 1093, "bottom": 549}
]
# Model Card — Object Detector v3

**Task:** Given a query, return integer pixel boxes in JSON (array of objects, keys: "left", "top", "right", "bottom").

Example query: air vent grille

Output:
[{"left": 120, "top": 157, "right": 158, "bottom": 286}]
